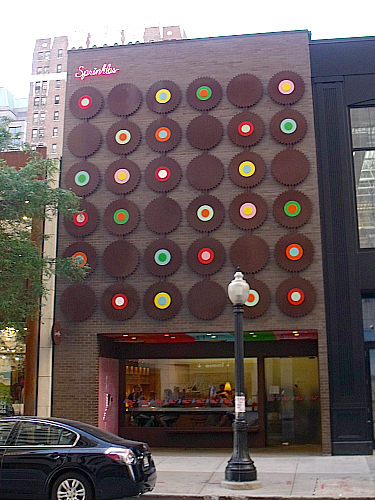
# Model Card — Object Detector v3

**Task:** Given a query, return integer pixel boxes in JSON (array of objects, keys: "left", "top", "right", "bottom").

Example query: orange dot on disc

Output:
[
  {"left": 248, "top": 293, "right": 255, "bottom": 302},
  {"left": 200, "top": 89, "right": 208, "bottom": 97},
  {"left": 117, "top": 212, "right": 126, "bottom": 221},
  {"left": 119, "top": 133, "right": 127, "bottom": 141},
  {"left": 289, "top": 204, "right": 298, "bottom": 213},
  {"left": 201, "top": 209, "right": 210, "bottom": 217}
]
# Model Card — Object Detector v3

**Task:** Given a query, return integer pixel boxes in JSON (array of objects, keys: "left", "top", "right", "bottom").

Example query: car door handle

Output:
[{"left": 48, "top": 453, "right": 61, "bottom": 460}]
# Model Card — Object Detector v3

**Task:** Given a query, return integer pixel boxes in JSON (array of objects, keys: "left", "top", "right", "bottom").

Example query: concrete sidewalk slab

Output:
[{"left": 145, "top": 447, "right": 375, "bottom": 499}]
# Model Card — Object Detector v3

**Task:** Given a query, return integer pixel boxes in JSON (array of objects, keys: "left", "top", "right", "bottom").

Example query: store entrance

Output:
[{"left": 265, "top": 357, "right": 320, "bottom": 446}]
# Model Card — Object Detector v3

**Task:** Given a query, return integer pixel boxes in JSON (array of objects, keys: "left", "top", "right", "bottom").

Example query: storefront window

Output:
[
  {"left": 124, "top": 358, "right": 258, "bottom": 430},
  {"left": 265, "top": 357, "right": 320, "bottom": 445},
  {"left": 0, "top": 328, "right": 25, "bottom": 416}
]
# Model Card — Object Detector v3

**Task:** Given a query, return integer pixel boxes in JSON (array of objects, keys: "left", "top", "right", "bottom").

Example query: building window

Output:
[
  {"left": 124, "top": 357, "right": 259, "bottom": 430},
  {"left": 41, "top": 97, "right": 46, "bottom": 106},
  {"left": 53, "top": 127, "right": 58, "bottom": 137},
  {"left": 54, "top": 95, "right": 60, "bottom": 105},
  {"left": 37, "top": 67, "right": 42, "bottom": 74},
  {"left": 32, "top": 129, "right": 38, "bottom": 139},
  {"left": 55, "top": 80, "right": 61, "bottom": 89},
  {"left": 37, "top": 52, "right": 43, "bottom": 60},
  {"left": 45, "top": 51, "right": 50, "bottom": 60},
  {"left": 57, "top": 48, "right": 63, "bottom": 58},
  {"left": 44, "top": 66, "right": 49, "bottom": 74},
  {"left": 39, "top": 129, "right": 44, "bottom": 138},
  {"left": 54, "top": 111, "right": 59, "bottom": 121},
  {"left": 34, "top": 97, "right": 40, "bottom": 106},
  {"left": 35, "top": 81, "right": 40, "bottom": 92},
  {"left": 56, "top": 64, "right": 62, "bottom": 73},
  {"left": 40, "top": 112, "right": 46, "bottom": 123},
  {"left": 52, "top": 144, "right": 57, "bottom": 154},
  {"left": 42, "top": 81, "right": 48, "bottom": 91},
  {"left": 350, "top": 107, "right": 375, "bottom": 248},
  {"left": 33, "top": 112, "right": 38, "bottom": 124}
]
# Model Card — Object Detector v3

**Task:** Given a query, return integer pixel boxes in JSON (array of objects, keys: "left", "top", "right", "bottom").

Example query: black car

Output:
[{"left": 0, "top": 416, "right": 156, "bottom": 500}]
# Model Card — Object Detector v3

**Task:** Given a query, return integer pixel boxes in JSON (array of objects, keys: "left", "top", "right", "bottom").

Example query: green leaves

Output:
[{"left": 0, "top": 148, "right": 88, "bottom": 333}]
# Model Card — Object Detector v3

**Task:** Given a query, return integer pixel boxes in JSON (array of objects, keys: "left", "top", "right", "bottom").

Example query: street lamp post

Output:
[{"left": 222, "top": 269, "right": 259, "bottom": 488}]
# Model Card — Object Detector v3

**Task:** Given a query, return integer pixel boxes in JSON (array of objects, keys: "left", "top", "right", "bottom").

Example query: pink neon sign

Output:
[{"left": 75, "top": 64, "right": 119, "bottom": 81}]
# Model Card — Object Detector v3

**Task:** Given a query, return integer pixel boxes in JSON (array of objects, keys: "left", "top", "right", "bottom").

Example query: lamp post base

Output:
[
  {"left": 224, "top": 418, "right": 258, "bottom": 482},
  {"left": 221, "top": 479, "right": 263, "bottom": 490}
]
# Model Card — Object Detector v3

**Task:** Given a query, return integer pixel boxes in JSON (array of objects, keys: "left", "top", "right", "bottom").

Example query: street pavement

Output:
[{"left": 145, "top": 445, "right": 375, "bottom": 499}]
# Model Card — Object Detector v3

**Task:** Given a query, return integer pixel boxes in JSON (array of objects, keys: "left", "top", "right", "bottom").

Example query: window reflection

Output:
[
  {"left": 351, "top": 108, "right": 375, "bottom": 248},
  {"left": 124, "top": 358, "right": 258, "bottom": 430}
]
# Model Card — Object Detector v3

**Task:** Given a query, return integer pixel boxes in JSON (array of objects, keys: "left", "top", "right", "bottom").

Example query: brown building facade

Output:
[{"left": 54, "top": 31, "right": 330, "bottom": 452}]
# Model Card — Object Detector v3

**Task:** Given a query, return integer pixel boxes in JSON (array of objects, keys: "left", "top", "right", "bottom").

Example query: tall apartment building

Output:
[{"left": 26, "top": 37, "right": 68, "bottom": 157}]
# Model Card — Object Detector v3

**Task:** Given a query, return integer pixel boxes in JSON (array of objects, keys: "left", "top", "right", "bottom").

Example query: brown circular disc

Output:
[
  {"left": 268, "top": 71, "right": 305, "bottom": 105},
  {"left": 144, "top": 238, "right": 182, "bottom": 277},
  {"left": 102, "top": 240, "right": 139, "bottom": 278},
  {"left": 186, "top": 153, "right": 224, "bottom": 191},
  {"left": 145, "top": 157, "right": 182, "bottom": 193},
  {"left": 186, "top": 115, "right": 223, "bottom": 150},
  {"left": 146, "top": 80, "right": 181, "bottom": 114},
  {"left": 187, "top": 280, "right": 227, "bottom": 320},
  {"left": 145, "top": 117, "right": 181, "bottom": 153},
  {"left": 271, "top": 149, "right": 310, "bottom": 186},
  {"left": 274, "top": 233, "right": 314, "bottom": 272},
  {"left": 243, "top": 277, "right": 270, "bottom": 319},
  {"left": 62, "top": 242, "right": 97, "bottom": 275},
  {"left": 101, "top": 283, "right": 139, "bottom": 321},
  {"left": 276, "top": 277, "right": 316, "bottom": 317},
  {"left": 227, "top": 74, "right": 263, "bottom": 108},
  {"left": 103, "top": 199, "right": 140, "bottom": 236},
  {"left": 186, "top": 194, "right": 225, "bottom": 233},
  {"left": 144, "top": 196, "right": 182, "bottom": 234},
  {"left": 186, "top": 77, "right": 222, "bottom": 111},
  {"left": 187, "top": 236, "right": 226, "bottom": 276},
  {"left": 230, "top": 234, "right": 269, "bottom": 273},
  {"left": 269, "top": 109, "right": 307, "bottom": 145},
  {"left": 227, "top": 111, "right": 264, "bottom": 147},
  {"left": 60, "top": 284, "right": 96, "bottom": 322},
  {"left": 229, "top": 192, "right": 268, "bottom": 230},
  {"left": 65, "top": 161, "right": 100, "bottom": 196},
  {"left": 107, "top": 83, "right": 142, "bottom": 117},
  {"left": 69, "top": 86, "right": 103, "bottom": 119},
  {"left": 63, "top": 200, "right": 99, "bottom": 237},
  {"left": 228, "top": 151, "right": 266, "bottom": 188},
  {"left": 143, "top": 282, "right": 182, "bottom": 321},
  {"left": 67, "top": 123, "right": 101, "bottom": 158},
  {"left": 273, "top": 190, "right": 312, "bottom": 228},
  {"left": 106, "top": 119, "right": 141, "bottom": 155},
  {"left": 104, "top": 158, "right": 141, "bottom": 195}
]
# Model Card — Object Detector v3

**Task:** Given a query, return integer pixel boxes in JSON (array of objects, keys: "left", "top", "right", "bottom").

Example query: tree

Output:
[
  {"left": 0, "top": 116, "right": 16, "bottom": 152},
  {"left": 0, "top": 147, "right": 87, "bottom": 335}
]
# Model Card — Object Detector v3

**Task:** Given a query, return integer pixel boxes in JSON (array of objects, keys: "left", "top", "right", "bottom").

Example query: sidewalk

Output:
[{"left": 145, "top": 446, "right": 375, "bottom": 499}]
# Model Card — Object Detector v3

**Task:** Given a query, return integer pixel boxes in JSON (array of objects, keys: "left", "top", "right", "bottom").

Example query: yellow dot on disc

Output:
[
  {"left": 282, "top": 83, "right": 291, "bottom": 91},
  {"left": 239, "top": 161, "right": 256, "bottom": 177},
  {"left": 118, "top": 172, "right": 126, "bottom": 180},
  {"left": 244, "top": 206, "right": 253, "bottom": 215}
]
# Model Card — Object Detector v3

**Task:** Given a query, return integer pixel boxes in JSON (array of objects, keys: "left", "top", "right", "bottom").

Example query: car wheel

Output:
[{"left": 51, "top": 472, "right": 93, "bottom": 500}]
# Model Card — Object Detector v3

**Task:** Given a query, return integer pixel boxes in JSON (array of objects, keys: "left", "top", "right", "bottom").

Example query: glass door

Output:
[
  {"left": 264, "top": 357, "right": 320, "bottom": 446},
  {"left": 367, "top": 349, "right": 375, "bottom": 447}
]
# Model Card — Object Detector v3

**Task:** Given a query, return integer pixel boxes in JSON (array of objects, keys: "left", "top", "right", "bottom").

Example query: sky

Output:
[{"left": 1, "top": 0, "right": 374, "bottom": 99}]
